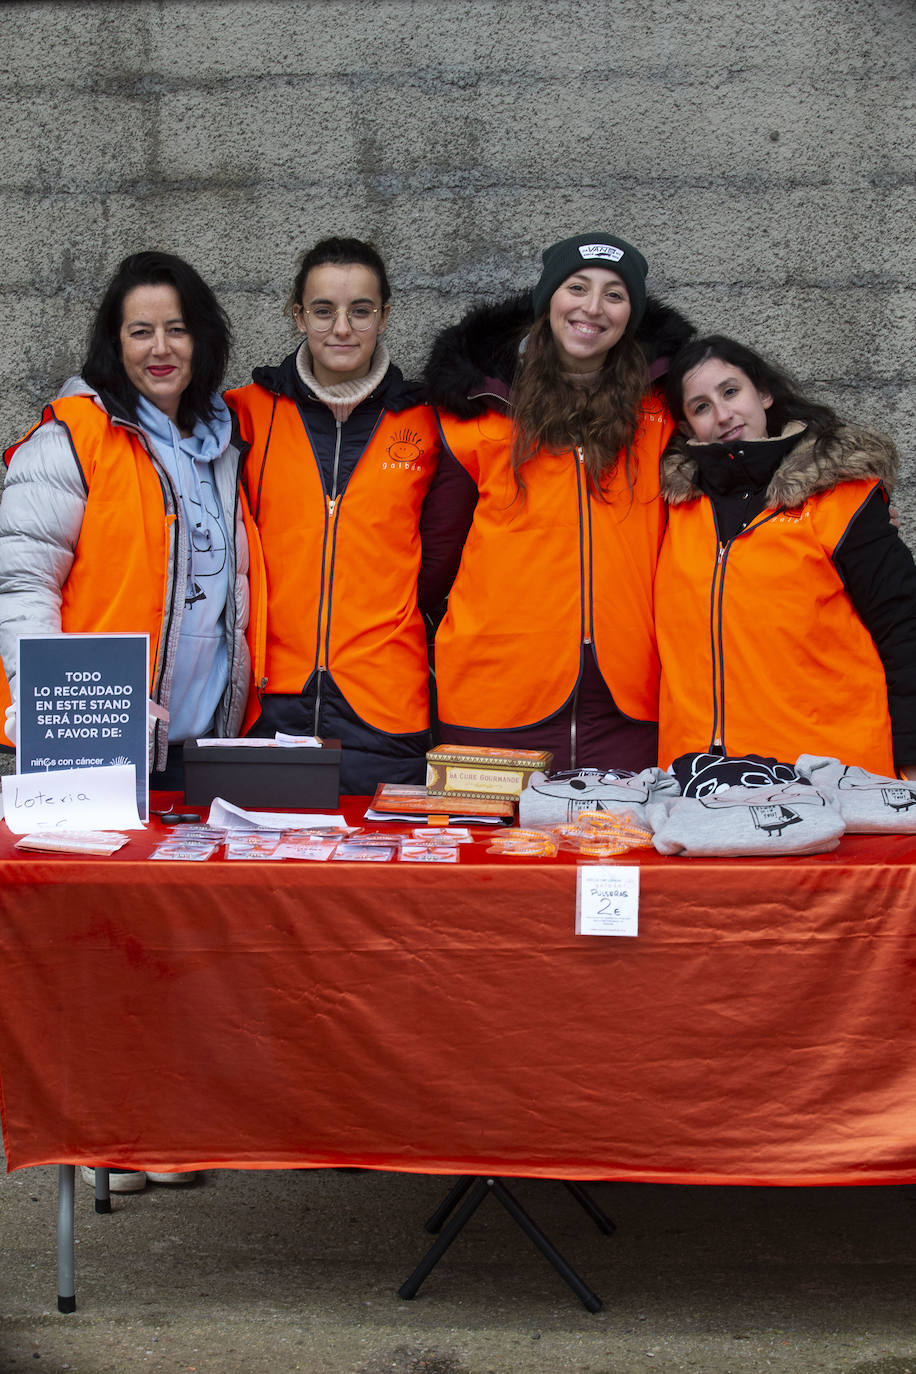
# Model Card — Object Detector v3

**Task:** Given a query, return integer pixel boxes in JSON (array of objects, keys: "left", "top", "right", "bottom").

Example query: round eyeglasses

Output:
[{"left": 300, "top": 304, "right": 381, "bottom": 333}]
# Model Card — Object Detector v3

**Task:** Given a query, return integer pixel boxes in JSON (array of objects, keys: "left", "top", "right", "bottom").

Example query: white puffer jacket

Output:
[{"left": 0, "top": 378, "right": 253, "bottom": 769}]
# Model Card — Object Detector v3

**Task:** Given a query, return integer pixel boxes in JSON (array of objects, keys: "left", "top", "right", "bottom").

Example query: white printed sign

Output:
[
  {"left": 576, "top": 865, "right": 640, "bottom": 937},
  {"left": 17, "top": 633, "right": 149, "bottom": 820}
]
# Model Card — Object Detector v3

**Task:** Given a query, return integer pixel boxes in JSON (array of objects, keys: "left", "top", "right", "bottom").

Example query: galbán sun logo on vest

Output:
[{"left": 382, "top": 426, "right": 427, "bottom": 473}]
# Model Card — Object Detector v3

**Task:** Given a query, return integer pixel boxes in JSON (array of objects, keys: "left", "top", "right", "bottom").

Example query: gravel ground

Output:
[{"left": 1, "top": 1153, "right": 914, "bottom": 1374}]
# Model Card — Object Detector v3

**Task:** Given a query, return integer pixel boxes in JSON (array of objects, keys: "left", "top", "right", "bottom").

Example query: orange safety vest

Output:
[
  {"left": 226, "top": 384, "right": 439, "bottom": 736},
  {"left": 0, "top": 395, "right": 264, "bottom": 748},
  {"left": 656, "top": 479, "right": 895, "bottom": 774},
  {"left": 435, "top": 397, "right": 673, "bottom": 730}
]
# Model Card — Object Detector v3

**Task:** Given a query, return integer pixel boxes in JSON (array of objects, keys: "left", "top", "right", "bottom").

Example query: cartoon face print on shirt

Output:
[{"left": 671, "top": 752, "right": 805, "bottom": 799}]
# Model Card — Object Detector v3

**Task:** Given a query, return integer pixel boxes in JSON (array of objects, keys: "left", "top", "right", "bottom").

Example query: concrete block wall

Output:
[{"left": 1, "top": 0, "right": 914, "bottom": 536}]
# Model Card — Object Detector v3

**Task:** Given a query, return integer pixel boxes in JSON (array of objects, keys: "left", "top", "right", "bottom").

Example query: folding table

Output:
[{"left": 1, "top": 799, "right": 914, "bottom": 1310}]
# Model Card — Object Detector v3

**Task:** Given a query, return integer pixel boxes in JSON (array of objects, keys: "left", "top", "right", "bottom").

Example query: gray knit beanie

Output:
[{"left": 531, "top": 233, "right": 648, "bottom": 325}]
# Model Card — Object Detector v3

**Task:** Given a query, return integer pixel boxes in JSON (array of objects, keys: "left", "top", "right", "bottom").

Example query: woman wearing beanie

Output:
[
  {"left": 226, "top": 237, "right": 440, "bottom": 794},
  {"left": 420, "top": 232, "right": 693, "bottom": 769}
]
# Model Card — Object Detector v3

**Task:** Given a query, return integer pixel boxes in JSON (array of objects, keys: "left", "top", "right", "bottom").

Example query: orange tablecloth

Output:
[{"left": 0, "top": 798, "right": 914, "bottom": 1185}]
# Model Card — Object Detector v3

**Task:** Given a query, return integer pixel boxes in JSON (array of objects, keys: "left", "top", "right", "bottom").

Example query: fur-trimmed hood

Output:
[
  {"left": 661, "top": 421, "right": 900, "bottom": 509},
  {"left": 423, "top": 291, "right": 695, "bottom": 419}
]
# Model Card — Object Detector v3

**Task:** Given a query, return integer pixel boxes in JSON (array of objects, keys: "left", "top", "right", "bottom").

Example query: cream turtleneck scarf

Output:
[{"left": 296, "top": 340, "right": 391, "bottom": 422}]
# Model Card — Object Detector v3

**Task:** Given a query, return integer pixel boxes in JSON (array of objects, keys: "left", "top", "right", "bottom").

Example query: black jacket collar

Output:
[
  {"left": 250, "top": 346, "right": 424, "bottom": 416},
  {"left": 690, "top": 432, "right": 804, "bottom": 497},
  {"left": 423, "top": 292, "right": 696, "bottom": 419}
]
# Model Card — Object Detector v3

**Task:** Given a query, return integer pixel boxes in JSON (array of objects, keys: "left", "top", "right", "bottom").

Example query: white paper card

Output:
[
  {"left": 576, "top": 865, "right": 640, "bottom": 937},
  {"left": 1, "top": 765, "right": 143, "bottom": 834},
  {"left": 206, "top": 797, "right": 346, "bottom": 831},
  {"left": 193, "top": 735, "right": 321, "bottom": 748},
  {"left": 194, "top": 737, "right": 271, "bottom": 747}
]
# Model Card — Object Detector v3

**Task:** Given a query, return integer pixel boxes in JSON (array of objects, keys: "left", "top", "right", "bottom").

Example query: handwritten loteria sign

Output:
[{"left": 2, "top": 765, "right": 143, "bottom": 833}]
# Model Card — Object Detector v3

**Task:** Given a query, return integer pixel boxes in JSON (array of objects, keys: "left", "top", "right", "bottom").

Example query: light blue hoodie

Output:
[{"left": 136, "top": 393, "right": 232, "bottom": 742}]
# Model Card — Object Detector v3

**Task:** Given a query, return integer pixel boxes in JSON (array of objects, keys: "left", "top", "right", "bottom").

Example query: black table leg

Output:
[
  {"left": 399, "top": 1177, "right": 491, "bottom": 1299},
  {"left": 94, "top": 1166, "right": 112, "bottom": 1214},
  {"left": 399, "top": 1175, "right": 604, "bottom": 1313},
  {"left": 490, "top": 1178, "right": 603, "bottom": 1312},
  {"left": 564, "top": 1180, "right": 616, "bottom": 1234},
  {"left": 424, "top": 1175, "right": 475, "bottom": 1233}
]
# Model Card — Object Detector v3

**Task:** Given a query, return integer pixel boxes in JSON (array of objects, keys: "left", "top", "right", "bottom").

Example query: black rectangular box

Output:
[{"left": 182, "top": 740, "right": 342, "bottom": 809}]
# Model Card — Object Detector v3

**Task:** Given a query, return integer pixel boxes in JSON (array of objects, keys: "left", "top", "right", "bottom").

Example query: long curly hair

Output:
[{"left": 509, "top": 314, "right": 649, "bottom": 495}]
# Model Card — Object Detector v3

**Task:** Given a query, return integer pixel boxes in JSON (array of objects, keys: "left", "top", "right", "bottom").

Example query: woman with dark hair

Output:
[
  {"left": 420, "top": 231, "right": 694, "bottom": 770},
  {"left": 0, "top": 250, "right": 262, "bottom": 786},
  {"left": 0, "top": 249, "right": 263, "bottom": 1193},
  {"left": 82, "top": 250, "right": 232, "bottom": 432},
  {"left": 226, "top": 235, "right": 440, "bottom": 794},
  {"left": 656, "top": 334, "right": 916, "bottom": 775}
]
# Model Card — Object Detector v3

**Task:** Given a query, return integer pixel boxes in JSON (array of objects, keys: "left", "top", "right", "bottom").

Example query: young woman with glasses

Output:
[{"left": 226, "top": 237, "right": 440, "bottom": 794}]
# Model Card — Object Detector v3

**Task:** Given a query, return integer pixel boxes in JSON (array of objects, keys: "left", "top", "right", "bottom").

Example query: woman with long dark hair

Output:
[
  {"left": 656, "top": 334, "right": 916, "bottom": 776},
  {"left": 420, "top": 231, "right": 693, "bottom": 770},
  {"left": 0, "top": 249, "right": 262, "bottom": 1191},
  {"left": 0, "top": 250, "right": 260, "bottom": 783}
]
